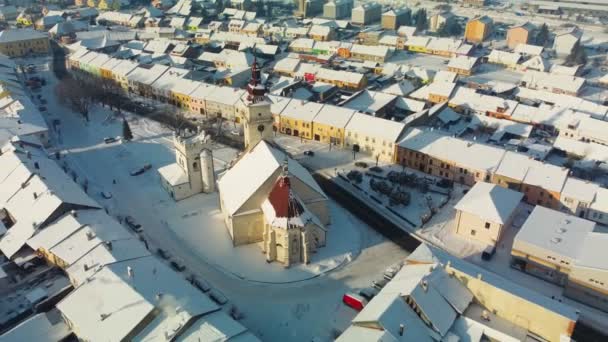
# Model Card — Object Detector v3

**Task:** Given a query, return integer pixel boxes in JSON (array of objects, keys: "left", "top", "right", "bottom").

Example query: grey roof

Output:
[{"left": 0, "top": 29, "right": 48, "bottom": 43}]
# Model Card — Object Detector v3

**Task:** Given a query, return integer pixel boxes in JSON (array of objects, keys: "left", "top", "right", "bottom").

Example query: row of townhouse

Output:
[
  {"left": 67, "top": 50, "right": 407, "bottom": 162},
  {"left": 288, "top": 38, "right": 391, "bottom": 62},
  {"left": 274, "top": 57, "right": 368, "bottom": 90},
  {"left": 395, "top": 127, "right": 608, "bottom": 225},
  {"left": 404, "top": 36, "right": 473, "bottom": 58},
  {"left": 273, "top": 96, "right": 407, "bottom": 162},
  {"left": 0, "top": 142, "right": 260, "bottom": 341},
  {"left": 0, "top": 54, "right": 50, "bottom": 148}
]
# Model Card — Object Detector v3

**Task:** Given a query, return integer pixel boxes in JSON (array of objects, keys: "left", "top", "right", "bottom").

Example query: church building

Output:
[{"left": 217, "top": 60, "right": 330, "bottom": 266}]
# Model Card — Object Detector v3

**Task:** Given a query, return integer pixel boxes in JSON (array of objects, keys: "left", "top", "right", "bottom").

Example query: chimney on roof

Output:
[
  {"left": 127, "top": 266, "right": 134, "bottom": 278},
  {"left": 86, "top": 231, "right": 95, "bottom": 241},
  {"left": 421, "top": 279, "right": 428, "bottom": 292},
  {"left": 156, "top": 293, "right": 163, "bottom": 301},
  {"left": 100, "top": 313, "right": 110, "bottom": 321},
  {"left": 84, "top": 264, "right": 89, "bottom": 271},
  {"left": 71, "top": 210, "right": 77, "bottom": 217},
  {"left": 399, "top": 324, "right": 405, "bottom": 336},
  {"left": 105, "top": 241, "right": 113, "bottom": 251},
  {"left": 33, "top": 192, "right": 37, "bottom": 199}
]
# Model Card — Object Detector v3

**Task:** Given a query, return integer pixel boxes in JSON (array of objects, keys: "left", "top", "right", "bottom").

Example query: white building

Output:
[
  {"left": 217, "top": 141, "right": 329, "bottom": 247},
  {"left": 553, "top": 27, "right": 583, "bottom": 56},
  {"left": 158, "top": 130, "right": 216, "bottom": 201}
]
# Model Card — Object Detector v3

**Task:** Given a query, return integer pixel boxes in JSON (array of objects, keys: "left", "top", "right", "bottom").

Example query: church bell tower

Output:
[{"left": 243, "top": 56, "right": 273, "bottom": 150}]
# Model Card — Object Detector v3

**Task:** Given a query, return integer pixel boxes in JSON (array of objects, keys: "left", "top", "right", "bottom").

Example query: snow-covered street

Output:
[{"left": 29, "top": 57, "right": 410, "bottom": 341}]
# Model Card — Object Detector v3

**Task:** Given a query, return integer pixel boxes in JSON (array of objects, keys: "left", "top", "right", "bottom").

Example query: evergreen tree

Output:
[
  {"left": 111, "top": 0, "right": 121, "bottom": 11},
  {"left": 415, "top": 9, "right": 428, "bottom": 31},
  {"left": 256, "top": 0, "right": 265, "bottom": 18},
  {"left": 122, "top": 119, "right": 133, "bottom": 141},
  {"left": 265, "top": 1, "right": 273, "bottom": 20},
  {"left": 403, "top": 10, "right": 412, "bottom": 26},
  {"left": 536, "top": 23, "right": 549, "bottom": 46},
  {"left": 566, "top": 40, "right": 587, "bottom": 66}
]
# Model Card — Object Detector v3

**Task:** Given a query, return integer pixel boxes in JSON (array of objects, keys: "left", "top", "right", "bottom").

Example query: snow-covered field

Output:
[{"left": 29, "top": 58, "right": 411, "bottom": 341}]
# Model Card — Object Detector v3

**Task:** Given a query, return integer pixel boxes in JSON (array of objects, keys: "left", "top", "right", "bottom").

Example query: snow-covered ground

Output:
[
  {"left": 274, "top": 134, "right": 608, "bottom": 334},
  {"left": 164, "top": 192, "right": 363, "bottom": 283},
  {"left": 29, "top": 58, "right": 411, "bottom": 341}
]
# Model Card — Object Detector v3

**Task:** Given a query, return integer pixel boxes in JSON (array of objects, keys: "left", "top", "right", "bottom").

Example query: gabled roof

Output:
[
  {"left": 0, "top": 148, "right": 100, "bottom": 258},
  {"left": 0, "top": 29, "right": 48, "bottom": 43},
  {"left": 56, "top": 255, "right": 219, "bottom": 342},
  {"left": 454, "top": 182, "right": 523, "bottom": 225},
  {"left": 217, "top": 141, "right": 325, "bottom": 216}
]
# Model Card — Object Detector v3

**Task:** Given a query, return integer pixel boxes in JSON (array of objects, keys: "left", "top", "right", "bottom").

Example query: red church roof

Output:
[{"left": 267, "top": 176, "right": 304, "bottom": 218}]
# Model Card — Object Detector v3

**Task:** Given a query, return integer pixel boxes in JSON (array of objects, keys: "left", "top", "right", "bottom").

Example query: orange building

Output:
[
  {"left": 464, "top": 16, "right": 493, "bottom": 44},
  {"left": 506, "top": 22, "right": 536, "bottom": 49}
]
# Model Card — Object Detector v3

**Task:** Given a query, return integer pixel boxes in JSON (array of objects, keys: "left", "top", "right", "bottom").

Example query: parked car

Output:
[
  {"left": 170, "top": 260, "right": 186, "bottom": 272},
  {"left": 189, "top": 275, "right": 211, "bottom": 292},
  {"left": 372, "top": 278, "right": 388, "bottom": 290},
  {"left": 303, "top": 150, "right": 315, "bottom": 156},
  {"left": 125, "top": 215, "right": 142, "bottom": 233},
  {"left": 342, "top": 293, "right": 367, "bottom": 311},
  {"left": 100, "top": 191, "right": 112, "bottom": 199},
  {"left": 230, "top": 130, "right": 241, "bottom": 136},
  {"left": 358, "top": 287, "right": 378, "bottom": 301},
  {"left": 157, "top": 248, "right": 170, "bottom": 260},
  {"left": 354, "top": 161, "right": 368, "bottom": 168},
  {"left": 384, "top": 264, "right": 402, "bottom": 280},
  {"left": 208, "top": 290, "right": 228, "bottom": 305},
  {"left": 481, "top": 245, "right": 496, "bottom": 261},
  {"left": 104, "top": 137, "right": 117, "bottom": 144},
  {"left": 130, "top": 164, "right": 151, "bottom": 176}
]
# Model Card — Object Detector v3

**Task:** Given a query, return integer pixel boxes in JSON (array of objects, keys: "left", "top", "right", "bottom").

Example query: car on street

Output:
[
  {"left": 101, "top": 191, "right": 112, "bottom": 199},
  {"left": 372, "top": 278, "right": 388, "bottom": 290},
  {"left": 481, "top": 245, "right": 496, "bottom": 261},
  {"left": 130, "top": 163, "right": 151, "bottom": 176},
  {"left": 188, "top": 275, "right": 211, "bottom": 292},
  {"left": 355, "top": 161, "right": 368, "bottom": 168},
  {"left": 157, "top": 248, "right": 170, "bottom": 260},
  {"left": 104, "top": 137, "right": 117, "bottom": 144},
  {"left": 208, "top": 290, "right": 228, "bottom": 305},
  {"left": 342, "top": 293, "right": 367, "bottom": 311},
  {"left": 358, "top": 287, "right": 378, "bottom": 301},
  {"left": 125, "top": 215, "right": 142, "bottom": 233},
  {"left": 303, "top": 150, "right": 315, "bottom": 156},
  {"left": 170, "top": 260, "right": 186, "bottom": 272},
  {"left": 230, "top": 130, "right": 241, "bottom": 136}
]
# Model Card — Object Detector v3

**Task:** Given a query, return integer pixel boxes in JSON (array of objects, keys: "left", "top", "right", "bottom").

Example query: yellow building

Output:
[
  {"left": 465, "top": 15, "right": 493, "bottom": 43},
  {"left": 278, "top": 100, "right": 323, "bottom": 139},
  {"left": 311, "top": 105, "right": 355, "bottom": 146},
  {"left": 169, "top": 79, "right": 201, "bottom": 108},
  {"left": 0, "top": 29, "right": 50, "bottom": 57},
  {"left": 98, "top": 57, "right": 123, "bottom": 79},
  {"left": 16, "top": 13, "right": 36, "bottom": 27},
  {"left": 405, "top": 36, "right": 430, "bottom": 53}
]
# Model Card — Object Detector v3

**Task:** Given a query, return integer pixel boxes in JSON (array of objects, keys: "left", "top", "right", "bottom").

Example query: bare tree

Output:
[{"left": 55, "top": 77, "right": 95, "bottom": 121}]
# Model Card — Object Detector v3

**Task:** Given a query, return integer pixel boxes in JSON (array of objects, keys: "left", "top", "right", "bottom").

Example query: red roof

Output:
[{"left": 267, "top": 176, "right": 303, "bottom": 218}]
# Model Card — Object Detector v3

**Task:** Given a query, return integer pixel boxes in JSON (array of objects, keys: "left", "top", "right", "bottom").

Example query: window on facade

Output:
[
  {"left": 471, "top": 230, "right": 476, "bottom": 236},
  {"left": 485, "top": 222, "right": 490, "bottom": 229}
]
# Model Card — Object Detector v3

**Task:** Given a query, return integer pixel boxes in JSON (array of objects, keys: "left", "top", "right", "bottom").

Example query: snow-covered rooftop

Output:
[
  {"left": 514, "top": 206, "right": 595, "bottom": 262},
  {"left": 345, "top": 113, "right": 406, "bottom": 143},
  {"left": 217, "top": 141, "right": 325, "bottom": 216},
  {"left": 454, "top": 182, "right": 523, "bottom": 225}
]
